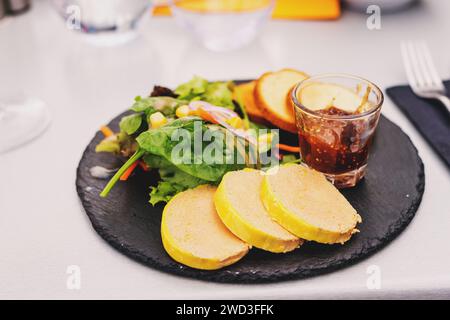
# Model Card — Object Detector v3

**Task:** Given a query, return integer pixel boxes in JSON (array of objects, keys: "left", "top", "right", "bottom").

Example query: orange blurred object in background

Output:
[{"left": 153, "top": 0, "right": 340, "bottom": 20}]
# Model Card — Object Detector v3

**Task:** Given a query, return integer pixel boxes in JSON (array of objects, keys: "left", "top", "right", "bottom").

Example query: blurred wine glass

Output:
[
  {"left": 170, "top": 0, "right": 274, "bottom": 51},
  {"left": 52, "top": 0, "right": 153, "bottom": 46},
  {"left": 0, "top": 95, "right": 51, "bottom": 154}
]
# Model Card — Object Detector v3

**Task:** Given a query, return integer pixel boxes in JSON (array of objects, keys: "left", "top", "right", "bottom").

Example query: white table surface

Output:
[{"left": 1, "top": 0, "right": 449, "bottom": 300}]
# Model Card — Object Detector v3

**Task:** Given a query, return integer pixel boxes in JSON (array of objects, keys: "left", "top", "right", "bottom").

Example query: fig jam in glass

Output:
[{"left": 291, "top": 74, "right": 383, "bottom": 188}]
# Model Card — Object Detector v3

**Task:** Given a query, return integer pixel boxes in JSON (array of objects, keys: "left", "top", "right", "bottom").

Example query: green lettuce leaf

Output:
[
  {"left": 203, "top": 81, "right": 234, "bottom": 109},
  {"left": 95, "top": 131, "right": 136, "bottom": 155},
  {"left": 149, "top": 181, "right": 178, "bottom": 205},
  {"left": 136, "top": 117, "right": 243, "bottom": 182},
  {"left": 119, "top": 113, "right": 142, "bottom": 135},
  {"left": 174, "top": 76, "right": 235, "bottom": 110},
  {"left": 143, "top": 153, "right": 209, "bottom": 205},
  {"left": 281, "top": 154, "right": 300, "bottom": 164},
  {"left": 174, "top": 76, "right": 208, "bottom": 100},
  {"left": 131, "top": 96, "right": 187, "bottom": 117},
  {"left": 95, "top": 137, "right": 120, "bottom": 153}
]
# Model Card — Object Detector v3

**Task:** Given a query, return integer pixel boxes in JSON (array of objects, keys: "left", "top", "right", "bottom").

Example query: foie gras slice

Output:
[
  {"left": 261, "top": 165, "right": 362, "bottom": 244},
  {"left": 161, "top": 185, "right": 249, "bottom": 270},
  {"left": 215, "top": 169, "right": 302, "bottom": 253}
]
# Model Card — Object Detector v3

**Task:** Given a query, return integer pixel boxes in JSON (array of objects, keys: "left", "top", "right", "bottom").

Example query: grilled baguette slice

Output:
[
  {"left": 254, "top": 69, "right": 308, "bottom": 133},
  {"left": 161, "top": 185, "right": 249, "bottom": 270},
  {"left": 233, "top": 81, "right": 267, "bottom": 124},
  {"left": 261, "top": 165, "right": 362, "bottom": 244},
  {"left": 215, "top": 169, "right": 302, "bottom": 253}
]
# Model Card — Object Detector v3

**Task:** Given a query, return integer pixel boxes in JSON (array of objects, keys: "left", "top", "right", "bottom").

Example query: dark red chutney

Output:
[{"left": 297, "top": 107, "right": 374, "bottom": 174}]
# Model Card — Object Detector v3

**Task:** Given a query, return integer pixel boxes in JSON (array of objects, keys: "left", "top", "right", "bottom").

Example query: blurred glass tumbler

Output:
[
  {"left": 0, "top": 1, "right": 5, "bottom": 19},
  {"left": 170, "top": 0, "right": 274, "bottom": 51},
  {"left": 343, "top": 0, "right": 416, "bottom": 12},
  {"left": 5, "top": 0, "right": 31, "bottom": 14},
  {"left": 52, "top": 0, "right": 152, "bottom": 46},
  {"left": 291, "top": 74, "right": 384, "bottom": 188}
]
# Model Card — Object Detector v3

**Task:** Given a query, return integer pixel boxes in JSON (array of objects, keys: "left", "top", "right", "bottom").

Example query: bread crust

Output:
[
  {"left": 254, "top": 69, "right": 308, "bottom": 133},
  {"left": 233, "top": 81, "right": 268, "bottom": 125}
]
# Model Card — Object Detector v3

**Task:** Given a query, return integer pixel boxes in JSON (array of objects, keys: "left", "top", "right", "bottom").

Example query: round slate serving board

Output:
[{"left": 76, "top": 91, "right": 424, "bottom": 284}]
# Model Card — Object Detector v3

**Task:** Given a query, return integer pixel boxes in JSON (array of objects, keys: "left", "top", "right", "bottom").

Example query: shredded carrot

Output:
[
  {"left": 197, "top": 107, "right": 219, "bottom": 124},
  {"left": 100, "top": 125, "right": 114, "bottom": 138},
  {"left": 277, "top": 143, "right": 300, "bottom": 153},
  {"left": 120, "top": 161, "right": 139, "bottom": 181},
  {"left": 138, "top": 161, "right": 150, "bottom": 171}
]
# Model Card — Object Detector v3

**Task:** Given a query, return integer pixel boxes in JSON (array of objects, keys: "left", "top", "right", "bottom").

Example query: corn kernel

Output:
[
  {"left": 149, "top": 112, "right": 167, "bottom": 129},
  {"left": 258, "top": 133, "right": 274, "bottom": 153},
  {"left": 176, "top": 105, "right": 190, "bottom": 118},
  {"left": 226, "top": 116, "right": 243, "bottom": 128}
]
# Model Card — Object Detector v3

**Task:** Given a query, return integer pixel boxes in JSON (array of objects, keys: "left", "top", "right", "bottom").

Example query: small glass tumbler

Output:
[
  {"left": 291, "top": 74, "right": 384, "bottom": 188},
  {"left": 52, "top": 0, "right": 152, "bottom": 46},
  {"left": 170, "top": 0, "right": 274, "bottom": 52}
]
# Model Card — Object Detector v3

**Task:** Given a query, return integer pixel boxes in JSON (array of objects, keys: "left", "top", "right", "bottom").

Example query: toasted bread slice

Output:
[
  {"left": 254, "top": 69, "right": 308, "bottom": 132},
  {"left": 215, "top": 169, "right": 302, "bottom": 253},
  {"left": 233, "top": 81, "right": 267, "bottom": 124},
  {"left": 261, "top": 165, "right": 361, "bottom": 244},
  {"left": 161, "top": 185, "right": 249, "bottom": 270}
]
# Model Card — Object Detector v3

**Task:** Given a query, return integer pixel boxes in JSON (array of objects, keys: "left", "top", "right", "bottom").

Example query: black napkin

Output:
[{"left": 386, "top": 81, "right": 450, "bottom": 167}]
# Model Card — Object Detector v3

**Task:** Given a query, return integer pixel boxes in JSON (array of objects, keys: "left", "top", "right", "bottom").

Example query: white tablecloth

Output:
[{"left": 0, "top": 0, "right": 449, "bottom": 299}]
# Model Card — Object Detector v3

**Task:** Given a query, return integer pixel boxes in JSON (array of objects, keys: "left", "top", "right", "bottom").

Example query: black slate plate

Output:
[{"left": 76, "top": 84, "right": 425, "bottom": 283}]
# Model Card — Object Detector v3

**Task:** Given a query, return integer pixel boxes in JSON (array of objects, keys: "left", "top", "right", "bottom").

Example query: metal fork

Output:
[{"left": 401, "top": 41, "right": 450, "bottom": 113}]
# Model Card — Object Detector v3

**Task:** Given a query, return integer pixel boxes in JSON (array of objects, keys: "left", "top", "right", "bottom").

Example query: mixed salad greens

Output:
[{"left": 95, "top": 76, "right": 298, "bottom": 205}]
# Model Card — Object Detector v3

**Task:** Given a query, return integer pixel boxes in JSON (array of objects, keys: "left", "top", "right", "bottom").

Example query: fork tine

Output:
[
  {"left": 406, "top": 41, "right": 426, "bottom": 88},
  {"left": 414, "top": 41, "right": 433, "bottom": 87},
  {"left": 419, "top": 41, "right": 445, "bottom": 91},
  {"left": 401, "top": 42, "right": 419, "bottom": 90}
]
